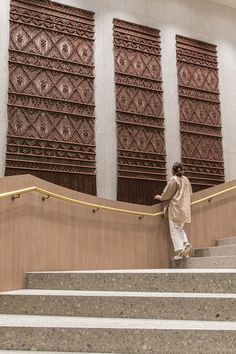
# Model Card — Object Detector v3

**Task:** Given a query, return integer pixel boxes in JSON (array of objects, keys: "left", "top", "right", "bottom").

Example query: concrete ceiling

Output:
[{"left": 208, "top": 0, "right": 236, "bottom": 9}]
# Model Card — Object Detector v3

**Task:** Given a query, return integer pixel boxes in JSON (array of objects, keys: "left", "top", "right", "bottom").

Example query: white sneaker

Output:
[
  {"left": 174, "top": 255, "right": 183, "bottom": 260},
  {"left": 179, "top": 243, "right": 192, "bottom": 258}
]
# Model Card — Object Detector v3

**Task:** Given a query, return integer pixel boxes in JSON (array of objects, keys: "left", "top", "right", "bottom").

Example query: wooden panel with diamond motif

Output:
[
  {"left": 176, "top": 35, "right": 224, "bottom": 191},
  {"left": 113, "top": 19, "right": 166, "bottom": 205},
  {"left": 5, "top": 0, "right": 96, "bottom": 195}
]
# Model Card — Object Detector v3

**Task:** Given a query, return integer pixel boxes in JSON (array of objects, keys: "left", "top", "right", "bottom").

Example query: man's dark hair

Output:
[{"left": 172, "top": 162, "right": 184, "bottom": 177}]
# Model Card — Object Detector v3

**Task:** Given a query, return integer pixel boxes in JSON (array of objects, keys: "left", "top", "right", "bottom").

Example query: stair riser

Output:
[
  {"left": 0, "top": 328, "right": 235, "bottom": 353},
  {"left": 0, "top": 295, "right": 235, "bottom": 321},
  {"left": 172, "top": 257, "right": 236, "bottom": 269},
  {"left": 193, "top": 245, "right": 236, "bottom": 257},
  {"left": 26, "top": 273, "right": 236, "bottom": 293}
]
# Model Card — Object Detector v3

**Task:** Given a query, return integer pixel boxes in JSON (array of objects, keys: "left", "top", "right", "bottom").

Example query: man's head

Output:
[{"left": 172, "top": 162, "right": 184, "bottom": 176}]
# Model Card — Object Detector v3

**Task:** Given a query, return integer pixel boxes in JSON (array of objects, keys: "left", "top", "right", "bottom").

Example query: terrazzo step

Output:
[
  {"left": 193, "top": 245, "right": 236, "bottom": 257},
  {"left": 0, "top": 315, "right": 235, "bottom": 353},
  {"left": 26, "top": 269, "right": 236, "bottom": 293},
  {"left": 0, "top": 352, "right": 96, "bottom": 354},
  {"left": 172, "top": 256, "right": 236, "bottom": 269},
  {"left": 0, "top": 352, "right": 103, "bottom": 354},
  {"left": 217, "top": 236, "right": 236, "bottom": 246},
  {"left": 0, "top": 289, "right": 235, "bottom": 321}
]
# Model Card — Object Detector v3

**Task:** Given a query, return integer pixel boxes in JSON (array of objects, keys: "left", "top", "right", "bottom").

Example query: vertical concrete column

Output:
[
  {"left": 160, "top": 28, "right": 181, "bottom": 179},
  {"left": 0, "top": 0, "right": 10, "bottom": 176},
  {"left": 217, "top": 41, "right": 236, "bottom": 181},
  {"left": 94, "top": 8, "right": 117, "bottom": 200}
]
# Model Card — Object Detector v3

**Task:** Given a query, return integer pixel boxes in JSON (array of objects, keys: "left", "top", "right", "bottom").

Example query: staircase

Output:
[
  {"left": 0, "top": 266, "right": 236, "bottom": 352},
  {"left": 172, "top": 236, "right": 236, "bottom": 268}
]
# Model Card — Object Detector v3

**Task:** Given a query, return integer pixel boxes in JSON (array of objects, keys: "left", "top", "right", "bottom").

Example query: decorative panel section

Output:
[
  {"left": 6, "top": 0, "right": 96, "bottom": 195},
  {"left": 113, "top": 19, "right": 166, "bottom": 205},
  {"left": 176, "top": 35, "right": 224, "bottom": 191}
]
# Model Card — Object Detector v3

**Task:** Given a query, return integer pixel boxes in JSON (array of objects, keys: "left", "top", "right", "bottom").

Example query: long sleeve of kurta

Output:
[
  {"left": 160, "top": 175, "right": 192, "bottom": 224},
  {"left": 160, "top": 177, "right": 177, "bottom": 201}
]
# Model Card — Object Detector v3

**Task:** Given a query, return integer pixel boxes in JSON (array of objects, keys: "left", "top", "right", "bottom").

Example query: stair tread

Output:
[
  {"left": 0, "top": 314, "right": 235, "bottom": 330},
  {"left": 217, "top": 236, "right": 236, "bottom": 241},
  {"left": 26, "top": 269, "right": 236, "bottom": 274},
  {"left": 1, "top": 289, "right": 236, "bottom": 298},
  {"left": 217, "top": 237, "right": 236, "bottom": 246},
  {"left": 177, "top": 255, "right": 236, "bottom": 260},
  {"left": 0, "top": 352, "right": 97, "bottom": 354},
  {"left": 195, "top": 244, "right": 236, "bottom": 251},
  {"left": 172, "top": 256, "right": 236, "bottom": 269},
  {"left": 203, "top": 255, "right": 236, "bottom": 259}
]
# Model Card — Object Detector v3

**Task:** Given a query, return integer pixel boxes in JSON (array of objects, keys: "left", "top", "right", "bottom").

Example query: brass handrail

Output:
[{"left": 1, "top": 184, "right": 236, "bottom": 218}]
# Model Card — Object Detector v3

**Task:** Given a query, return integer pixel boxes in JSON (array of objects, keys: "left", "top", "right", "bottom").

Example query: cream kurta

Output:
[{"left": 161, "top": 175, "right": 192, "bottom": 224}]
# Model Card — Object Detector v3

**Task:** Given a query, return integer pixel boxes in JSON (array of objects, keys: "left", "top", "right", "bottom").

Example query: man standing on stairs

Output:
[{"left": 154, "top": 162, "right": 192, "bottom": 259}]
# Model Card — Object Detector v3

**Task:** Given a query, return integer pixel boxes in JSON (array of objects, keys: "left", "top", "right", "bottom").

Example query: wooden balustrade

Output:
[{"left": 0, "top": 174, "right": 235, "bottom": 291}]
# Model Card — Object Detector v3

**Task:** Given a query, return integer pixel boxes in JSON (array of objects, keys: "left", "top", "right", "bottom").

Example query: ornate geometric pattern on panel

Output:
[
  {"left": 6, "top": 0, "right": 96, "bottom": 195},
  {"left": 113, "top": 19, "right": 166, "bottom": 205},
  {"left": 176, "top": 35, "right": 224, "bottom": 192}
]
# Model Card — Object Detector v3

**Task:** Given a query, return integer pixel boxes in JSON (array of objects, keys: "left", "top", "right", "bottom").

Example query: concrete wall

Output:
[{"left": 1, "top": 0, "right": 236, "bottom": 200}]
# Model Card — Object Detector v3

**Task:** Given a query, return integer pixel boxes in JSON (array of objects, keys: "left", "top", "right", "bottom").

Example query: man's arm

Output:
[{"left": 154, "top": 178, "right": 177, "bottom": 201}]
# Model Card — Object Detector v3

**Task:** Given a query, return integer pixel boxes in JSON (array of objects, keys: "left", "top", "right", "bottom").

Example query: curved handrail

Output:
[{"left": 1, "top": 184, "right": 236, "bottom": 218}]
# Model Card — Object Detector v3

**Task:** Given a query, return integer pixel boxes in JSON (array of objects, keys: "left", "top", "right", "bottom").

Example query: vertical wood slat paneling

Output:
[
  {"left": 176, "top": 35, "right": 224, "bottom": 192},
  {"left": 5, "top": 0, "right": 96, "bottom": 195},
  {"left": 0, "top": 174, "right": 170, "bottom": 292},
  {"left": 113, "top": 19, "right": 167, "bottom": 205}
]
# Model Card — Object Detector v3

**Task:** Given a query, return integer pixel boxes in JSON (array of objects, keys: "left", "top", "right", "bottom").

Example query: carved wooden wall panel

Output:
[
  {"left": 6, "top": 0, "right": 96, "bottom": 195},
  {"left": 176, "top": 35, "right": 224, "bottom": 191},
  {"left": 113, "top": 19, "right": 166, "bottom": 205}
]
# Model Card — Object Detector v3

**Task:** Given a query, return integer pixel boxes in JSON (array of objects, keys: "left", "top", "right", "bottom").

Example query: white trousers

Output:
[{"left": 168, "top": 218, "right": 188, "bottom": 252}]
